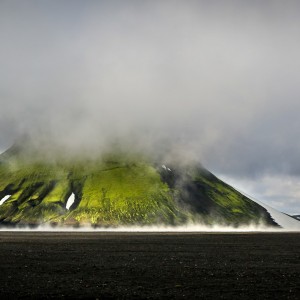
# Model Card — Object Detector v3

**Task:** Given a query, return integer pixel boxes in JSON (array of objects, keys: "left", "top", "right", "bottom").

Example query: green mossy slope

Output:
[{"left": 0, "top": 145, "right": 277, "bottom": 227}]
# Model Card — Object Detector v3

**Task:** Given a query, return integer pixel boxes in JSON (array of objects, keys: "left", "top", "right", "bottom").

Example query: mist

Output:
[
  {"left": 1, "top": 1, "right": 300, "bottom": 212},
  {"left": 0, "top": 223, "right": 297, "bottom": 233}
]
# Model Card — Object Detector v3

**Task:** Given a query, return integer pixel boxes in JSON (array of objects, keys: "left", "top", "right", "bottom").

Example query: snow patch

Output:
[
  {"left": 66, "top": 193, "right": 75, "bottom": 210},
  {"left": 0, "top": 195, "right": 11, "bottom": 206},
  {"left": 162, "top": 165, "right": 171, "bottom": 172}
]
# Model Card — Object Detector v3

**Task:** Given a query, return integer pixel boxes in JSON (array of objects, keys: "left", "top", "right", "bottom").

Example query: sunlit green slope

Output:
[{"left": 0, "top": 144, "right": 277, "bottom": 227}]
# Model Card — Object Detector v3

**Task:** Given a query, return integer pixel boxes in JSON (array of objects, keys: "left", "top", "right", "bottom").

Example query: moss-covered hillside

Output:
[{"left": 0, "top": 144, "right": 277, "bottom": 227}]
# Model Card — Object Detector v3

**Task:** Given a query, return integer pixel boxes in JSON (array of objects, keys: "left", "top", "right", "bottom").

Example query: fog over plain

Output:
[{"left": 1, "top": 1, "right": 300, "bottom": 214}]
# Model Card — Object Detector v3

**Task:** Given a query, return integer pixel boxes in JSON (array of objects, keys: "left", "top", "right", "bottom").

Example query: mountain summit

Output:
[{"left": 0, "top": 143, "right": 277, "bottom": 228}]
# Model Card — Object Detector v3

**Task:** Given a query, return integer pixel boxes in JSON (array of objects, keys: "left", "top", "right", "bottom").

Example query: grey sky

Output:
[{"left": 1, "top": 1, "right": 300, "bottom": 213}]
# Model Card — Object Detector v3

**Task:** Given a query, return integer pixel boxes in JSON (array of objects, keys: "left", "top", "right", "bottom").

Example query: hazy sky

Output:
[{"left": 1, "top": 1, "right": 300, "bottom": 214}]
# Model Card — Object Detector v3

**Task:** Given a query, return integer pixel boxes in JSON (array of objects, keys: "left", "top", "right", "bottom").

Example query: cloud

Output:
[
  {"left": 219, "top": 174, "right": 300, "bottom": 215},
  {"left": 1, "top": 1, "right": 300, "bottom": 211}
]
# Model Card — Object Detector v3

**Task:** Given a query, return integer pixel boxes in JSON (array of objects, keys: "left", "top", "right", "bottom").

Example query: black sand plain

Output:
[{"left": 0, "top": 232, "right": 299, "bottom": 299}]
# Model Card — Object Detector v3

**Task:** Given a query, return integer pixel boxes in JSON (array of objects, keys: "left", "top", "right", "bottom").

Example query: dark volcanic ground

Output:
[{"left": 0, "top": 232, "right": 299, "bottom": 299}]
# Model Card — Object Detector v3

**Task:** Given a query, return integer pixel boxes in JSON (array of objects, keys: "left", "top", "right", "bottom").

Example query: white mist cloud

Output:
[
  {"left": 1, "top": 1, "right": 300, "bottom": 212},
  {"left": 0, "top": 223, "right": 297, "bottom": 233}
]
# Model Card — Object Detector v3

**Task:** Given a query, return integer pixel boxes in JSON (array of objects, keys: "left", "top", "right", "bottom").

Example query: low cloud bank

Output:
[
  {"left": 1, "top": 1, "right": 300, "bottom": 173},
  {"left": 1, "top": 1, "right": 300, "bottom": 213}
]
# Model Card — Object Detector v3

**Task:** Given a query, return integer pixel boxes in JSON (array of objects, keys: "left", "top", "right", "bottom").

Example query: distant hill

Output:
[{"left": 0, "top": 142, "right": 277, "bottom": 228}]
